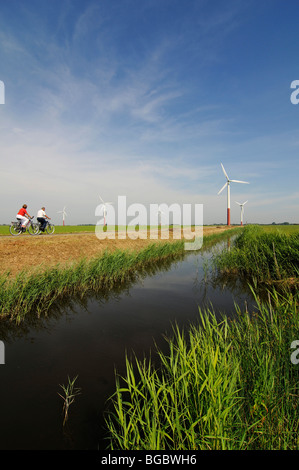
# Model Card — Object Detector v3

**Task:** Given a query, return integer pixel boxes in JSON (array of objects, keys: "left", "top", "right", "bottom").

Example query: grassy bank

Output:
[
  {"left": 104, "top": 224, "right": 299, "bottom": 450},
  {"left": 212, "top": 225, "right": 299, "bottom": 287},
  {"left": 0, "top": 227, "right": 239, "bottom": 323},
  {"left": 105, "top": 288, "right": 299, "bottom": 450},
  {"left": 0, "top": 240, "right": 186, "bottom": 323}
]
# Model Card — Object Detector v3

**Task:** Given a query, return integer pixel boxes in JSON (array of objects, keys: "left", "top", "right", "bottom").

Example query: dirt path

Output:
[{"left": 0, "top": 226, "right": 232, "bottom": 278}]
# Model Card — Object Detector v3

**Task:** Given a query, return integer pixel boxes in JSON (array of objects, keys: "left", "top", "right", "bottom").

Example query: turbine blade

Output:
[
  {"left": 230, "top": 180, "right": 249, "bottom": 184},
  {"left": 221, "top": 163, "right": 229, "bottom": 180},
  {"left": 218, "top": 182, "right": 227, "bottom": 195}
]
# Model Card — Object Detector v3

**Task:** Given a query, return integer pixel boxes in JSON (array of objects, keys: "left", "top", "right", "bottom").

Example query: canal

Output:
[{"left": 0, "top": 237, "right": 254, "bottom": 450}]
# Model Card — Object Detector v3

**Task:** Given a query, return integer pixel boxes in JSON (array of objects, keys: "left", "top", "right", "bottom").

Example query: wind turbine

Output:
[
  {"left": 157, "top": 209, "right": 165, "bottom": 226},
  {"left": 235, "top": 200, "right": 248, "bottom": 226},
  {"left": 218, "top": 163, "right": 249, "bottom": 226},
  {"left": 99, "top": 195, "right": 114, "bottom": 226},
  {"left": 58, "top": 206, "right": 67, "bottom": 226}
]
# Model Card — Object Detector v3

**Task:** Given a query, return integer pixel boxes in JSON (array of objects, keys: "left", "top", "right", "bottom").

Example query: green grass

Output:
[
  {"left": 0, "top": 240, "right": 186, "bottom": 323},
  {"left": 0, "top": 224, "right": 183, "bottom": 235},
  {"left": 212, "top": 225, "right": 299, "bottom": 285},
  {"left": 0, "top": 226, "right": 240, "bottom": 323},
  {"left": 0, "top": 224, "right": 241, "bottom": 236},
  {"left": 0, "top": 225, "right": 96, "bottom": 235},
  {"left": 105, "top": 287, "right": 299, "bottom": 450},
  {"left": 104, "top": 224, "right": 299, "bottom": 450},
  {"left": 1, "top": 224, "right": 298, "bottom": 236},
  {"left": 201, "top": 226, "right": 241, "bottom": 247}
]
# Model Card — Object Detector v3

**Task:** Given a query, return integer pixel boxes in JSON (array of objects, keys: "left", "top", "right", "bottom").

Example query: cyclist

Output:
[
  {"left": 37, "top": 206, "right": 51, "bottom": 232},
  {"left": 16, "top": 204, "right": 33, "bottom": 231}
]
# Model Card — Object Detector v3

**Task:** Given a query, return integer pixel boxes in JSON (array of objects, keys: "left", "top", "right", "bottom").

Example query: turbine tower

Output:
[
  {"left": 57, "top": 206, "right": 67, "bottom": 226},
  {"left": 157, "top": 209, "right": 165, "bottom": 226},
  {"left": 235, "top": 200, "right": 248, "bottom": 226},
  {"left": 218, "top": 163, "right": 249, "bottom": 226},
  {"left": 99, "top": 195, "right": 114, "bottom": 226}
]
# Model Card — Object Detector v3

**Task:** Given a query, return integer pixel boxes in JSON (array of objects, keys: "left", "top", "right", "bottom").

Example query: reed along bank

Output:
[{"left": 105, "top": 225, "right": 299, "bottom": 450}]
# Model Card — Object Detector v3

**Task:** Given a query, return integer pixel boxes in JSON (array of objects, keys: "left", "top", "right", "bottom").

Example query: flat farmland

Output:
[
  {"left": 0, "top": 225, "right": 233, "bottom": 278},
  {"left": 1, "top": 224, "right": 296, "bottom": 279}
]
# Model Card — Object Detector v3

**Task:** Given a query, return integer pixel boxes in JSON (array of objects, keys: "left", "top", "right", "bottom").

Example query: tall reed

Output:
[
  {"left": 105, "top": 287, "right": 299, "bottom": 450},
  {"left": 0, "top": 241, "right": 185, "bottom": 323},
  {"left": 212, "top": 225, "right": 299, "bottom": 285}
]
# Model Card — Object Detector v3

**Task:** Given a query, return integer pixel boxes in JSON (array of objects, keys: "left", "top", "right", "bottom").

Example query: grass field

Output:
[
  {"left": 259, "top": 225, "right": 299, "bottom": 235},
  {"left": 0, "top": 224, "right": 199, "bottom": 236},
  {"left": 0, "top": 224, "right": 96, "bottom": 235}
]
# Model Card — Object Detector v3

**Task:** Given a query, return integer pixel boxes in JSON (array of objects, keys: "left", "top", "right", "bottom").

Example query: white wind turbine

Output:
[
  {"left": 235, "top": 200, "right": 248, "bottom": 226},
  {"left": 99, "top": 195, "right": 114, "bottom": 226},
  {"left": 157, "top": 209, "right": 165, "bottom": 226},
  {"left": 218, "top": 163, "right": 249, "bottom": 226},
  {"left": 57, "top": 206, "right": 67, "bottom": 226}
]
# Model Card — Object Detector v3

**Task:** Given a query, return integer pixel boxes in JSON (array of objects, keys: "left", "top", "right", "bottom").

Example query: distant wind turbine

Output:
[
  {"left": 58, "top": 206, "right": 67, "bottom": 226},
  {"left": 218, "top": 163, "right": 249, "bottom": 226},
  {"left": 235, "top": 200, "right": 248, "bottom": 226},
  {"left": 99, "top": 195, "right": 114, "bottom": 226},
  {"left": 157, "top": 209, "right": 165, "bottom": 226}
]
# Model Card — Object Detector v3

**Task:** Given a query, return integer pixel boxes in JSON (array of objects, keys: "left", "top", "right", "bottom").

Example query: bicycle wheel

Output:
[
  {"left": 9, "top": 223, "right": 22, "bottom": 236},
  {"left": 46, "top": 223, "right": 55, "bottom": 234},
  {"left": 28, "top": 222, "right": 39, "bottom": 235}
]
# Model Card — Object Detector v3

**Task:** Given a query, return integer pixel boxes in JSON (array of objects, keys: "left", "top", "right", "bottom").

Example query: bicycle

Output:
[
  {"left": 36, "top": 219, "right": 55, "bottom": 235},
  {"left": 9, "top": 217, "right": 39, "bottom": 236}
]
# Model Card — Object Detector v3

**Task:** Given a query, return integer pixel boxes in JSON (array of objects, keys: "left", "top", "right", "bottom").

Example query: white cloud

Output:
[{"left": 0, "top": 1, "right": 298, "bottom": 227}]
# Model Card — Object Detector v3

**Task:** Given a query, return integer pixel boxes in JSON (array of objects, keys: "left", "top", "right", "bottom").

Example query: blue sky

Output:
[{"left": 0, "top": 0, "right": 298, "bottom": 225}]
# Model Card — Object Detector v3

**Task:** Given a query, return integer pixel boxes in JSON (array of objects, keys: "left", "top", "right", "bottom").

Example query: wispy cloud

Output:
[{"left": 0, "top": 1, "right": 298, "bottom": 224}]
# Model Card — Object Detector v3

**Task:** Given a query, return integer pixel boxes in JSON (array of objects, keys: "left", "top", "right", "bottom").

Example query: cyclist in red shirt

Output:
[{"left": 16, "top": 204, "right": 33, "bottom": 231}]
